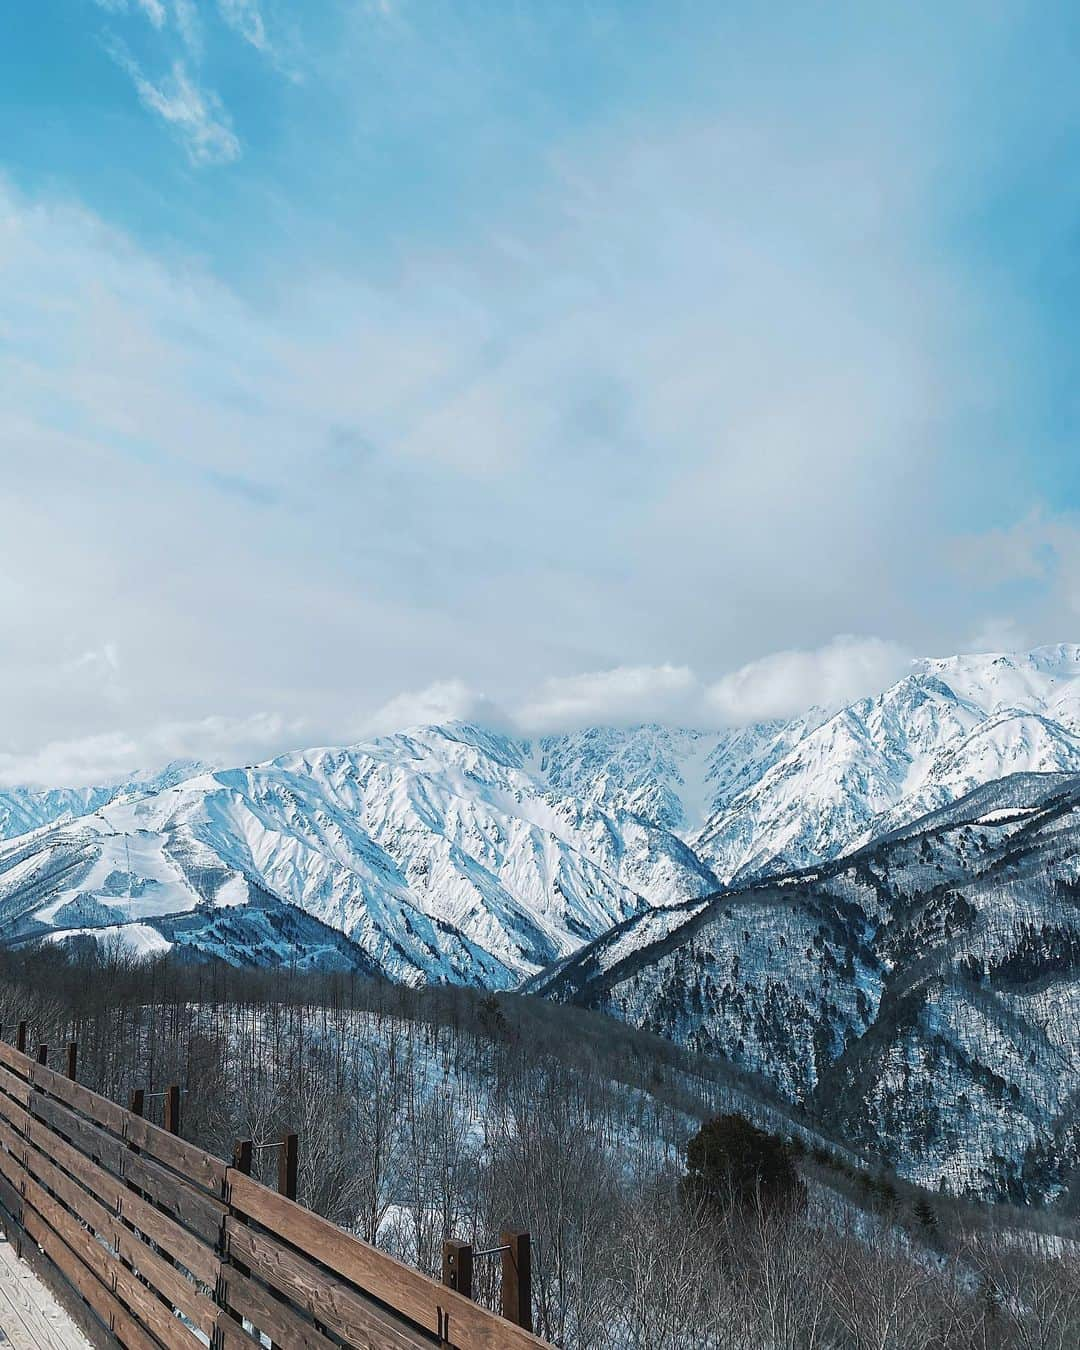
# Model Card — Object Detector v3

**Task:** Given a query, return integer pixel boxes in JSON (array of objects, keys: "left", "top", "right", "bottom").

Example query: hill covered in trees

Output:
[{"left": 1, "top": 946, "right": 1077, "bottom": 1348}]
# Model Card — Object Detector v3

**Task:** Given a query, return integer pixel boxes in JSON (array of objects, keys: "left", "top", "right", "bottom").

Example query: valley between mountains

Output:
[{"left": 3, "top": 644, "right": 1080, "bottom": 1201}]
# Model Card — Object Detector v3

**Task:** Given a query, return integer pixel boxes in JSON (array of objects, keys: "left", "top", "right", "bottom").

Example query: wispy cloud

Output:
[
  {"left": 94, "top": 0, "right": 167, "bottom": 27},
  {"left": 217, "top": 0, "right": 269, "bottom": 53},
  {"left": 137, "top": 0, "right": 167, "bottom": 25},
  {"left": 172, "top": 0, "right": 203, "bottom": 57},
  {"left": 106, "top": 43, "right": 240, "bottom": 165}
]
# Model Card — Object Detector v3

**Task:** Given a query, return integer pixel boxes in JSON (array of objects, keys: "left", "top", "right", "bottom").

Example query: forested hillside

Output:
[
  {"left": 532, "top": 772, "right": 1080, "bottom": 1205},
  {"left": 1, "top": 947, "right": 1077, "bottom": 1348}
]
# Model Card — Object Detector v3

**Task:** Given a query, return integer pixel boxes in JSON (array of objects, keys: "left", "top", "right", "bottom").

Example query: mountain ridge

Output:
[{"left": 2, "top": 645, "right": 1080, "bottom": 994}]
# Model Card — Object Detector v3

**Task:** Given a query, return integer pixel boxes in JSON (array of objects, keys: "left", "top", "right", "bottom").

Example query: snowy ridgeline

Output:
[{"left": 4, "top": 645, "right": 1080, "bottom": 993}]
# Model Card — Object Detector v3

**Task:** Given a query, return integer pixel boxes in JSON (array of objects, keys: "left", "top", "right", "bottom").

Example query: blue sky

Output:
[{"left": 2, "top": 1, "right": 1080, "bottom": 782}]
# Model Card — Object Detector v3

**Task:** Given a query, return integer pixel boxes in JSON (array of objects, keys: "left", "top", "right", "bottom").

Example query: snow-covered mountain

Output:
[
  {"left": 530, "top": 770, "right": 1080, "bottom": 1201},
  {"left": 3, "top": 644, "right": 1080, "bottom": 992},
  {"left": 693, "top": 644, "right": 1080, "bottom": 879},
  {"left": 0, "top": 725, "right": 718, "bottom": 985},
  {"left": 0, "top": 760, "right": 207, "bottom": 841}
]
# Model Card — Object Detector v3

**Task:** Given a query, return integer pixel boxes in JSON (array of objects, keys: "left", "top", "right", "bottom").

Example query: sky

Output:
[{"left": 3, "top": 1, "right": 1080, "bottom": 784}]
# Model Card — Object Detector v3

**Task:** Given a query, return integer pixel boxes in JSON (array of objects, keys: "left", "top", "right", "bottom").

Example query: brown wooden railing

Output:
[{"left": 0, "top": 1033, "right": 550, "bottom": 1350}]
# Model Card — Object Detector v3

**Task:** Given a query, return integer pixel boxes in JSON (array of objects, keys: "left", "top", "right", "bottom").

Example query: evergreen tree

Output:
[{"left": 683, "top": 1113, "right": 805, "bottom": 1214}]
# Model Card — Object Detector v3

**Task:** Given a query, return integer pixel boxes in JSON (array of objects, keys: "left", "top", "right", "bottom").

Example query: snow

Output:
[
  {"left": 974, "top": 807, "right": 1041, "bottom": 825},
  {"left": 43, "top": 922, "right": 173, "bottom": 957},
  {"left": 4, "top": 642, "right": 1080, "bottom": 1005},
  {"left": 694, "top": 650, "right": 1080, "bottom": 881}
]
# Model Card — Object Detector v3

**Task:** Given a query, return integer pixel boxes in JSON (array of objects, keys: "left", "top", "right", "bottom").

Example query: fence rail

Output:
[{"left": 0, "top": 1033, "right": 549, "bottom": 1350}]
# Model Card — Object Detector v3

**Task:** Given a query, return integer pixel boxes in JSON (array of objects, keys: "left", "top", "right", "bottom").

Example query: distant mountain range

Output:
[
  {"left": 3, "top": 644, "right": 1079, "bottom": 983},
  {"left": 3, "top": 643, "right": 1080, "bottom": 1198}
]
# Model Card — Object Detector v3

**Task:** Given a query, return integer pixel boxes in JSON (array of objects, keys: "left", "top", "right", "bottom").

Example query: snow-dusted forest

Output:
[{"left": 2, "top": 946, "right": 1077, "bottom": 1349}]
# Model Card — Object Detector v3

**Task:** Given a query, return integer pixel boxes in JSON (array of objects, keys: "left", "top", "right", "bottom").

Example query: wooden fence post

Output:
[
  {"left": 164, "top": 1085, "right": 181, "bottom": 1136},
  {"left": 65, "top": 1042, "right": 78, "bottom": 1080},
  {"left": 225, "top": 1141, "right": 254, "bottom": 1308},
  {"left": 501, "top": 1229, "right": 532, "bottom": 1331},
  {"left": 442, "top": 1240, "right": 473, "bottom": 1300},
  {"left": 36, "top": 1044, "right": 48, "bottom": 1066},
  {"left": 278, "top": 1132, "right": 298, "bottom": 1201},
  {"left": 16, "top": 1022, "right": 26, "bottom": 1054}
]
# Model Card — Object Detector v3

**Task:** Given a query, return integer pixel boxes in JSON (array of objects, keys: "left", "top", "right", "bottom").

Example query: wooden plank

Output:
[
  {"left": 219, "top": 1264, "right": 339, "bottom": 1350},
  {"left": 22, "top": 1110, "right": 220, "bottom": 1286},
  {"left": 22, "top": 1177, "right": 116, "bottom": 1289},
  {"left": 224, "top": 1220, "right": 432, "bottom": 1350},
  {"left": 0, "top": 1060, "right": 33, "bottom": 1108},
  {"left": 0, "top": 1167, "right": 22, "bottom": 1227},
  {"left": 2, "top": 1056, "right": 553, "bottom": 1350},
  {"left": 24, "top": 1111, "right": 125, "bottom": 1212},
  {"left": 226, "top": 1173, "right": 549, "bottom": 1350},
  {"left": 112, "top": 1221, "right": 218, "bottom": 1337},
  {"left": 0, "top": 1105, "right": 29, "bottom": 1158},
  {"left": 20, "top": 1132, "right": 116, "bottom": 1237},
  {"left": 442, "top": 1242, "right": 473, "bottom": 1301},
  {"left": 0, "top": 1135, "right": 28, "bottom": 1194},
  {"left": 20, "top": 1087, "right": 222, "bottom": 1246},
  {"left": 22, "top": 1207, "right": 162, "bottom": 1350},
  {"left": 30, "top": 1094, "right": 129, "bottom": 1178},
  {"left": 23, "top": 1183, "right": 203, "bottom": 1350},
  {"left": 123, "top": 1112, "right": 226, "bottom": 1196},
  {"left": 29, "top": 1059, "right": 127, "bottom": 1136},
  {"left": 122, "top": 1150, "right": 225, "bottom": 1246},
  {"left": 115, "top": 1183, "right": 221, "bottom": 1290},
  {"left": 19, "top": 1129, "right": 219, "bottom": 1335},
  {"left": 0, "top": 1040, "right": 32, "bottom": 1077},
  {"left": 0, "top": 1233, "right": 92, "bottom": 1350},
  {"left": 213, "top": 1313, "right": 264, "bottom": 1350},
  {"left": 163, "top": 1087, "right": 180, "bottom": 1139},
  {"left": 500, "top": 1231, "right": 532, "bottom": 1332},
  {"left": 277, "top": 1133, "right": 297, "bottom": 1203},
  {"left": 0, "top": 1093, "right": 32, "bottom": 1140}
]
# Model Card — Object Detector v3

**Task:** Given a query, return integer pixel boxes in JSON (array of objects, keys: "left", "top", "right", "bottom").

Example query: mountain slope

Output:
[
  {"left": 0, "top": 726, "right": 719, "bottom": 985},
  {"left": 531, "top": 770, "right": 1080, "bottom": 1200},
  {"left": 0, "top": 760, "right": 207, "bottom": 841},
  {"left": 693, "top": 645, "right": 1080, "bottom": 880}
]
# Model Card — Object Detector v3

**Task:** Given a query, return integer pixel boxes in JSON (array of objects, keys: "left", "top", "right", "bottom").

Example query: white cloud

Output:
[
  {"left": 705, "top": 637, "right": 914, "bottom": 724},
  {"left": 0, "top": 20, "right": 1065, "bottom": 767},
  {"left": 519, "top": 664, "right": 699, "bottom": 733},
  {"left": 218, "top": 0, "right": 269, "bottom": 52},
  {"left": 363, "top": 680, "right": 508, "bottom": 736},
  {"left": 953, "top": 510, "right": 1080, "bottom": 637},
  {"left": 966, "top": 616, "right": 1032, "bottom": 655},
  {"left": 107, "top": 46, "right": 240, "bottom": 165},
  {"left": 361, "top": 645, "right": 920, "bottom": 739},
  {"left": 0, "top": 713, "right": 303, "bottom": 788}
]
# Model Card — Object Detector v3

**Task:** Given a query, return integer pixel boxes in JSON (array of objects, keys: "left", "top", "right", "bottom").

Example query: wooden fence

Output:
[{"left": 0, "top": 1027, "right": 551, "bottom": 1350}]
